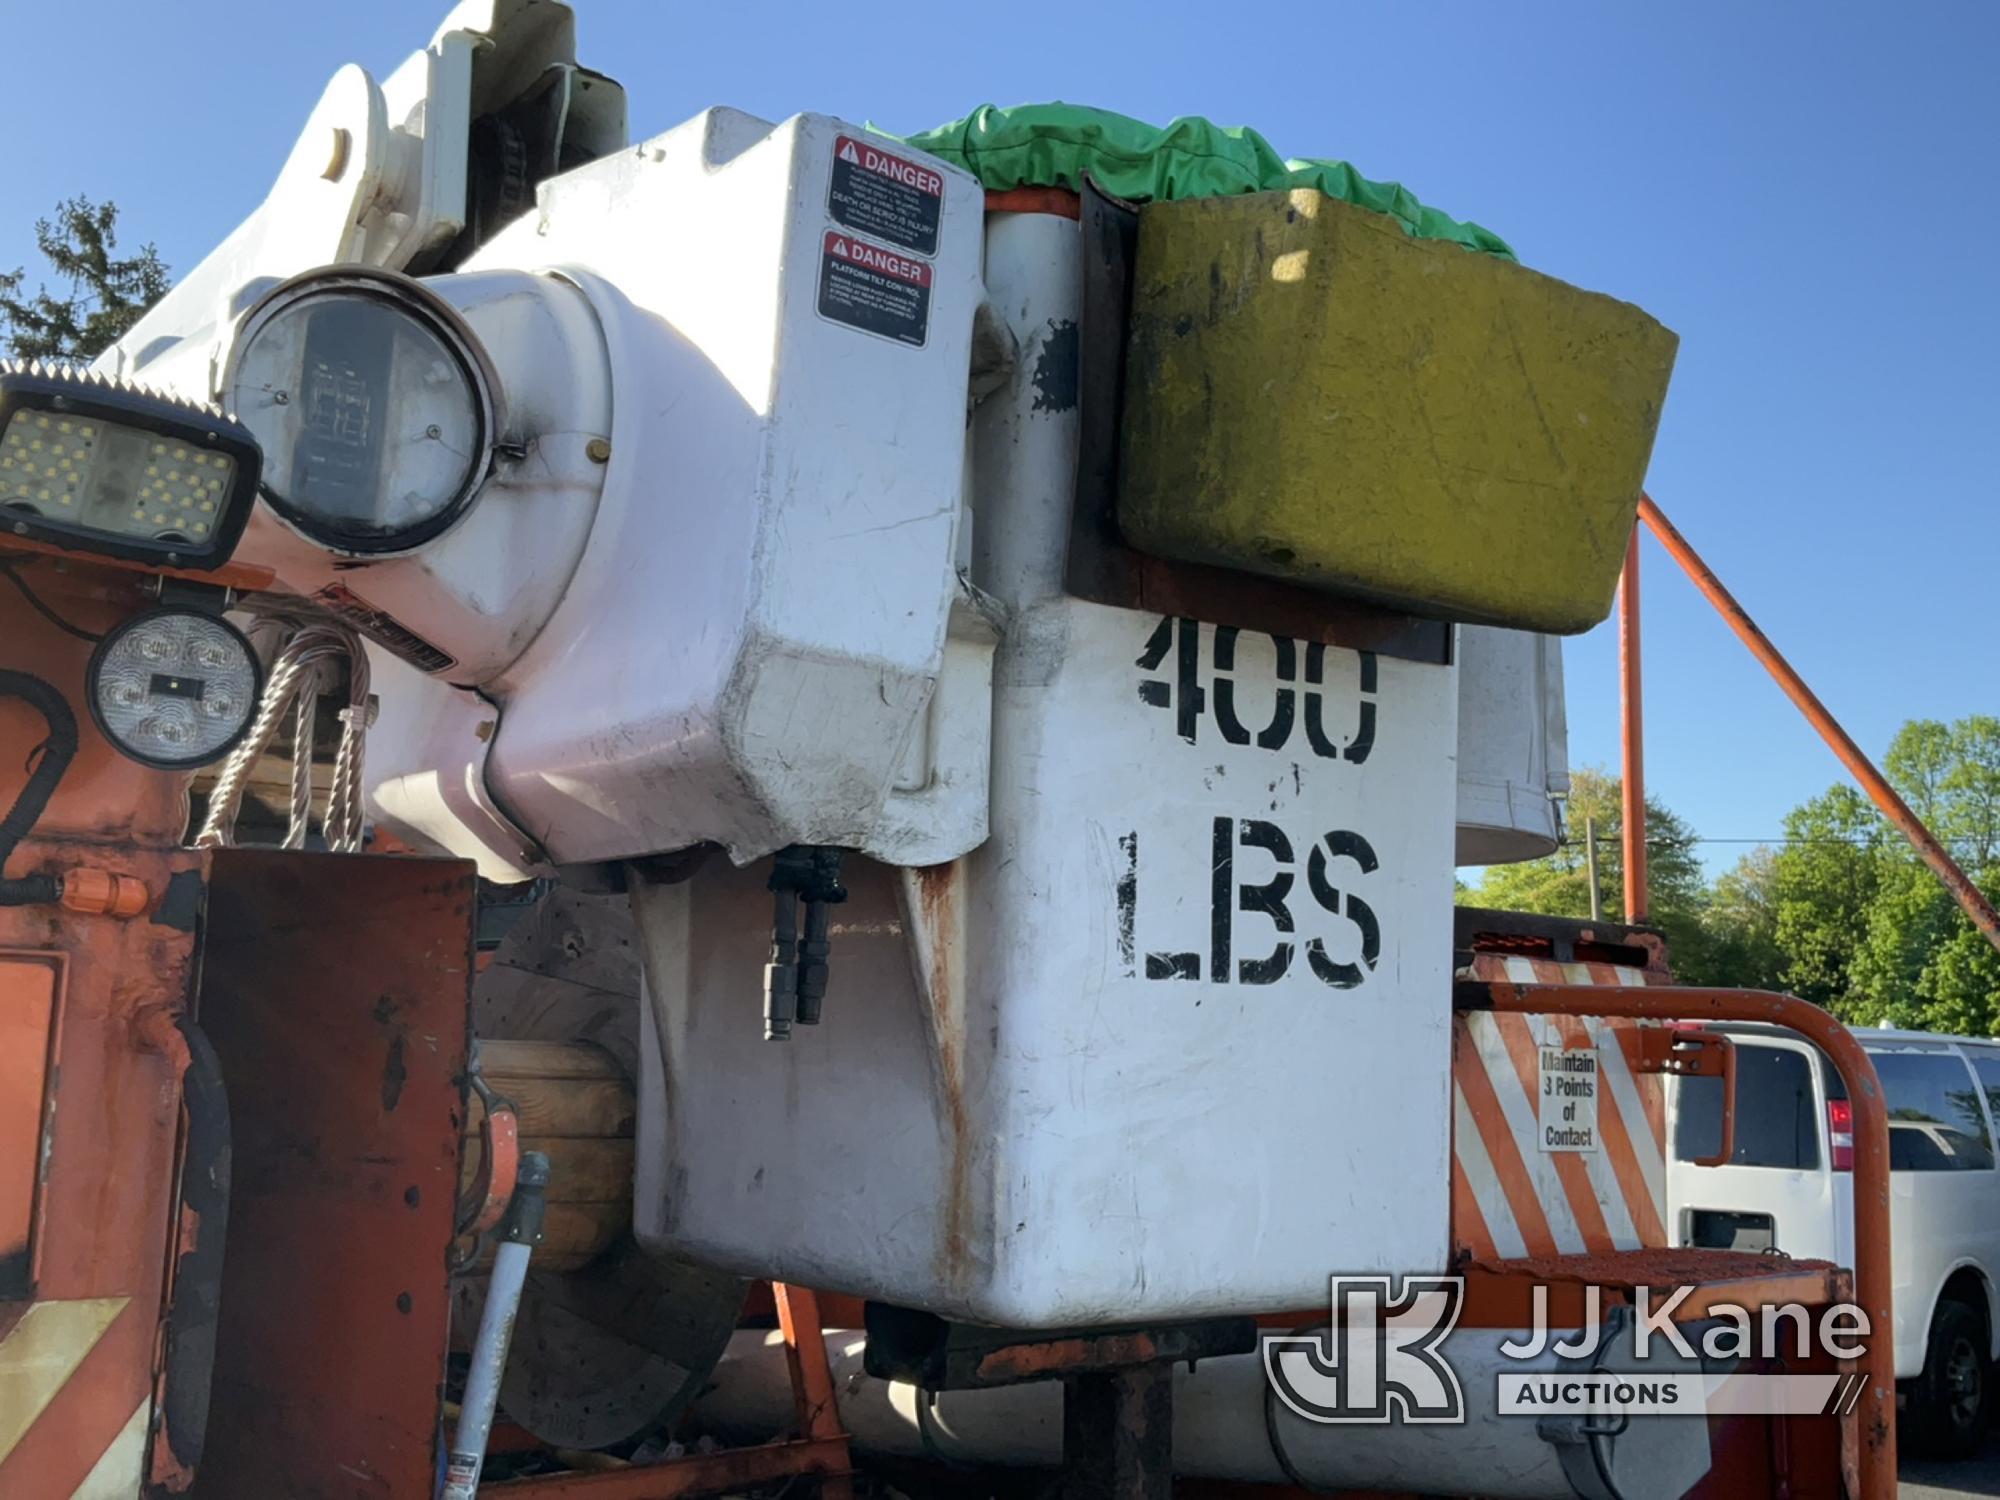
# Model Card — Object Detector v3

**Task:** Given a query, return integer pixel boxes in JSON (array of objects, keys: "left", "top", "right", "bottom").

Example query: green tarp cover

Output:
[{"left": 897, "top": 103, "right": 1514, "bottom": 260}]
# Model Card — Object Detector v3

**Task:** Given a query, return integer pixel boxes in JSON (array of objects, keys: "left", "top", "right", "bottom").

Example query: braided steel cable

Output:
[
  {"left": 195, "top": 623, "right": 371, "bottom": 852},
  {"left": 324, "top": 640, "right": 373, "bottom": 854},
  {"left": 282, "top": 681, "right": 318, "bottom": 850}
]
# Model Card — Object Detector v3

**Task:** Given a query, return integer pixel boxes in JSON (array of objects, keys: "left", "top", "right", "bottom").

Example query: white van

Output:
[{"left": 1667, "top": 1025, "right": 2000, "bottom": 1458}]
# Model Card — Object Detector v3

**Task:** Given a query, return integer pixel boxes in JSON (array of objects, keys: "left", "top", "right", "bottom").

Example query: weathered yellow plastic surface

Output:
[{"left": 1118, "top": 190, "right": 1678, "bottom": 634}]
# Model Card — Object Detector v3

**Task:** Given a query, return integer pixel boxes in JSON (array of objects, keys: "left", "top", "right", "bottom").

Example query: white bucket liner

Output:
[{"left": 629, "top": 211, "right": 1461, "bottom": 1325}]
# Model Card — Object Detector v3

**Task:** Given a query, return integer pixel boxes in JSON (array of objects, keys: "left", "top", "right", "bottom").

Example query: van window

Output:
[
  {"left": 1965, "top": 1049, "right": 2000, "bottom": 1132},
  {"left": 1675, "top": 1042, "right": 1820, "bottom": 1170},
  {"left": 1870, "top": 1050, "right": 1994, "bottom": 1173}
]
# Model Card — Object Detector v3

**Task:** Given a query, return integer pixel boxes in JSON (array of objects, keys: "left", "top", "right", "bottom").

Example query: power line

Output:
[{"left": 1580, "top": 833, "right": 1995, "bottom": 849}]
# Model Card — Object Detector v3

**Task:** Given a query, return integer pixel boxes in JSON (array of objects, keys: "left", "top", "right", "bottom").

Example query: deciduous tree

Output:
[
  {"left": 1772, "top": 717, "right": 2000, "bottom": 1029},
  {"left": 1471, "top": 768, "right": 1725, "bottom": 978}
]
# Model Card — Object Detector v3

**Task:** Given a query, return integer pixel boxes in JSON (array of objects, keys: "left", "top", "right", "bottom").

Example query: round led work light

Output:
[
  {"left": 224, "top": 268, "right": 499, "bottom": 556},
  {"left": 87, "top": 607, "right": 262, "bottom": 770}
]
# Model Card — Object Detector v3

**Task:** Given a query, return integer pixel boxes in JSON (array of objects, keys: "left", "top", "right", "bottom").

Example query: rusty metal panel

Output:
[
  {"left": 0, "top": 561, "right": 239, "bottom": 1493},
  {"left": 192, "top": 849, "right": 474, "bottom": 1500},
  {"left": 0, "top": 840, "right": 205, "bottom": 1498},
  {"left": 0, "top": 955, "right": 58, "bottom": 1297}
]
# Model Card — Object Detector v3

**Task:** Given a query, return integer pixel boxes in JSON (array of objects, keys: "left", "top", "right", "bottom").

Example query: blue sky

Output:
[{"left": 6, "top": 1, "right": 1994, "bottom": 874}]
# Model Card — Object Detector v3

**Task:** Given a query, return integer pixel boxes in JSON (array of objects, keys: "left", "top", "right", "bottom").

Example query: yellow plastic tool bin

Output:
[{"left": 1117, "top": 188, "right": 1678, "bottom": 634}]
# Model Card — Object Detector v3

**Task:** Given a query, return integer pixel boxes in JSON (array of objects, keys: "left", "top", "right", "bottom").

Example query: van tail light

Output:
[{"left": 1828, "top": 1098, "right": 1855, "bottom": 1171}]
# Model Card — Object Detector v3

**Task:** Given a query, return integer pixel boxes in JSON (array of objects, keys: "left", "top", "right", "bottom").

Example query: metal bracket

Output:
[
  {"left": 1632, "top": 1025, "right": 1735, "bottom": 1168},
  {"left": 455, "top": 1068, "right": 522, "bottom": 1247},
  {"left": 864, "top": 1303, "right": 1256, "bottom": 1500},
  {"left": 863, "top": 1302, "right": 1257, "bottom": 1391}
]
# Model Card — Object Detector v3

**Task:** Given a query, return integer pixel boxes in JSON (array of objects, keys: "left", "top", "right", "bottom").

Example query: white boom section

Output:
[{"left": 101, "top": 1, "right": 619, "bottom": 402}]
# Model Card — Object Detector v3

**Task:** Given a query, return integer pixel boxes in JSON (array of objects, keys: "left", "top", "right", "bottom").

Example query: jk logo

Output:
[{"left": 1264, "top": 1276, "right": 1465, "bottom": 1424}]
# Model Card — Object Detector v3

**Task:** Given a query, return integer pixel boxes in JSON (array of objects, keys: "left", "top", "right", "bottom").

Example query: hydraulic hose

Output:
[
  {"left": 158, "top": 1016, "right": 231, "bottom": 1472},
  {"left": 0, "top": 669, "right": 76, "bottom": 906}
]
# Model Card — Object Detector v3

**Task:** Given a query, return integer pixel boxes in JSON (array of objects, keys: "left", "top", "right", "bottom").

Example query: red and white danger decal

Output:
[
  {"left": 818, "top": 230, "right": 932, "bottom": 347},
  {"left": 825, "top": 232, "right": 932, "bottom": 285},
  {"left": 829, "top": 134, "right": 944, "bottom": 256}
]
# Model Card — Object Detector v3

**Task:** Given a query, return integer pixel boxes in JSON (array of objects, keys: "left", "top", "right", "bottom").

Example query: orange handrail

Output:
[
  {"left": 1468, "top": 980, "right": 1895, "bottom": 1500},
  {"left": 1617, "top": 530, "right": 1648, "bottom": 922},
  {"left": 1616, "top": 494, "right": 2000, "bottom": 956},
  {"left": 1631, "top": 494, "right": 2000, "bottom": 957}
]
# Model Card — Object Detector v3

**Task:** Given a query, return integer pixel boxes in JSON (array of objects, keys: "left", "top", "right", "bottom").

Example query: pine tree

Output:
[{"left": 1, "top": 198, "right": 170, "bottom": 363}]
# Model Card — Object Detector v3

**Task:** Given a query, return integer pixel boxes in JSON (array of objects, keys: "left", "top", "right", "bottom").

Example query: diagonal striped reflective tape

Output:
[
  {"left": 1451, "top": 956, "right": 1672, "bottom": 1257},
  {"left": 68, "top": 1396, "right": 150, "bottom": 1500},
  {"left": 0, "top": 1298, "right": 132, "bottom": 1464}
]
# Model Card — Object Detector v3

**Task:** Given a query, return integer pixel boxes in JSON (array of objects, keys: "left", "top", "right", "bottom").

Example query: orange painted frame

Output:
[
  {"left": 0, "top": 558, "right": 212, "bottom": 1495},
  {"left": 490, "top": 1283, "right": 854, "bottom": 1500},
  {"left": 1468, "top": 980, "right": 1896, "bottom": 1500},
  {"left": 0, "top": 953, "right": 60, "bottom": 1293}
]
